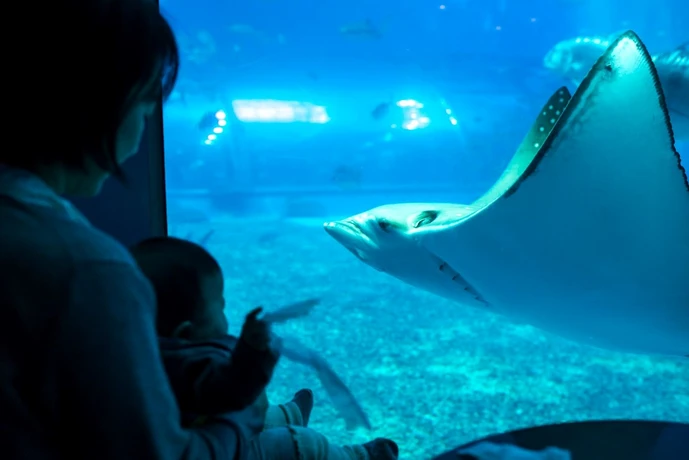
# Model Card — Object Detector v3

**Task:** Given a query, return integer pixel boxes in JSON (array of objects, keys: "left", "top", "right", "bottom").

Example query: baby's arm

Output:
[{"left": 162, "top": 335, "right": 279, "bottom": 415}]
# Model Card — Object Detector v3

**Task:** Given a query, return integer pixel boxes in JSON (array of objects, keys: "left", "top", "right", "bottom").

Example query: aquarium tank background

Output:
[{"left": 160, "top": 0, "right": 688, "bottom": 457}]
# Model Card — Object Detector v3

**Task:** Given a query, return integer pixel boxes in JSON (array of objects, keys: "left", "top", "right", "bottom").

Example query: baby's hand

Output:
[{"left": 239, "top": 307, "right": 273, "bottom": 351}]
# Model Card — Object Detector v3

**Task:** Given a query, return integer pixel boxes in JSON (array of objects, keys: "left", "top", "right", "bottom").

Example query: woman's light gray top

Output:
[{"left": 0, "top": 167, "right": 262, "bottom": 459}]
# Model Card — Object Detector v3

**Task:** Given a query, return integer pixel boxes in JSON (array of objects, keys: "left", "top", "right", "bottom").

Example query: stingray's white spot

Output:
[
  {"left": 534, "top": 142, "right": 541, "bottom": 148},
  {"left": 539, "top": 126, "right": 545, "bottom": 132}
]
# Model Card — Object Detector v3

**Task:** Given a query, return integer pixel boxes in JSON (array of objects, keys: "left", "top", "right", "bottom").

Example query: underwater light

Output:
[
  {"left": 199, "top": 109, "right": 228, "bottom": 146},
  {"left": 231, "top": 99, "right": 330, "bottom": 124},
  {"left": 394, "top": 99, "right": 431, "bottom": 131},
  {"left": 397, "top": 99, "right": 423, "bottom": 109},
  {"left": 439, "top": 98, "right": 460, "bottom": 128}
]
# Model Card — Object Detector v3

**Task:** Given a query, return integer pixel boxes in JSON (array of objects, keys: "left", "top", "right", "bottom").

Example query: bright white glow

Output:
[
  {"left": 403, "top": 120, "right": 419, "bottom": 130},
  {"left": 231, "top": 99, "right": 330, "bottom": 123},
  {"left": 310, "top": 106, "right": 329, "bottom": 124},
  {"left": 397, "top": 99, "right": 423, "bottom": 108},
  {"left": 394, "top": 98, "right": 430, "bottom": 131},
  {"left": 201, "top": 110, "right": 227, "bottom": 146}
]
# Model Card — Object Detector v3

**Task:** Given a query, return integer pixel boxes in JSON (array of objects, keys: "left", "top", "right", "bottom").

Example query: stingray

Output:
[
  {"left": 325, "top": 202, "right": 489, "bottom": 309},
  {"left": 325, "top": 31, "right": 689, "bottom": 357}
]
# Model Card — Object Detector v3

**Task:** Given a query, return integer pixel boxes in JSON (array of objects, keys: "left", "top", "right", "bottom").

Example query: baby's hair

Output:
[{"left": 130, "top": 236, "right": 221, "bottom": 337}]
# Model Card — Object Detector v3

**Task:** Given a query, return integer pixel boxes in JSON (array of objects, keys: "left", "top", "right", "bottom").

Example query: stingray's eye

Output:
[
  {"left": 413, "top": 211, "right": 438, "bottom": 228},
  {"left": 377, "top": 219, "right": 391, "bottom": 232}
]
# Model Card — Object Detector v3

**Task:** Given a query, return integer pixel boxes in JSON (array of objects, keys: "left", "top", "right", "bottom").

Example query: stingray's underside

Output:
[{"left": 418, "top": 31, "right": 689, "bottom": 355}]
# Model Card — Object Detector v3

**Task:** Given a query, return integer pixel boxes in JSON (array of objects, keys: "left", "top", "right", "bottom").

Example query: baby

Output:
[{"left": 130, "top": 236, "right": 399, "bottom": 460}]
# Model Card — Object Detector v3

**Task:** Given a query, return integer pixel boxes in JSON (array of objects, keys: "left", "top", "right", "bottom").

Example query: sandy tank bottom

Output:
[{"left": 169, "top": 218, "right": 689, "bottom": 459}]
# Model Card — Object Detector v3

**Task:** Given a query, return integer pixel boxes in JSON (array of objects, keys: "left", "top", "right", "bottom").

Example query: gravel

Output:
[{"left": 170, "top": 219, "right": 689, "bottom": 459}]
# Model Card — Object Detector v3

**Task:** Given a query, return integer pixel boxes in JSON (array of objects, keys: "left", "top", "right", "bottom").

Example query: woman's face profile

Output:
[
  {"left": 116, "top": 100, "right": 157, "bottom": 165},
  {"left": 69, "top": 100, "right": 156, "bottom": 197}
]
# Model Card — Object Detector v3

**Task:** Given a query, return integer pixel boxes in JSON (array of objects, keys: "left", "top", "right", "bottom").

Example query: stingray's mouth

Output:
[{"left": 324, "top": 220, "right": 374, "bottom": 262}]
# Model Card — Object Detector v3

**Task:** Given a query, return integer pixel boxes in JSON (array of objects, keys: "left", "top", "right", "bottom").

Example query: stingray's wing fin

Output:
[
  {"left": 471, "top": 86, "right": 572, "bottom": 208},
  {"left": 512, "top": 87, "right": 572, "bottom": 169},
  {"left": 428, "top": 31, "right": 689, "bottom": 355},
  {"left": 506, "top": 30, "right": 688, "bottom": 197}
]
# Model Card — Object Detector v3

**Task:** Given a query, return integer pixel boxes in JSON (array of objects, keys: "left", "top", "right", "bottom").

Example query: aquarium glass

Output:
[{"left": 161, "top": 0, "right": 689, "bottom": 456}]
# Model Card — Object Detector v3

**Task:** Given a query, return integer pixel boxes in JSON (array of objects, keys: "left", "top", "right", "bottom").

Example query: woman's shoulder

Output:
[
  {"left": 0, "top": 198, "right": 155, "bottom": 339},
  {"left": 1, "top": 196, "right": 134, "bottom": 266}
]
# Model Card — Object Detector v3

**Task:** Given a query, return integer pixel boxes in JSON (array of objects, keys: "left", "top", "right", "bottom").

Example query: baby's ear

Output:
[{"left": 171, "top": 321, "right": 193, "bottom": 339}]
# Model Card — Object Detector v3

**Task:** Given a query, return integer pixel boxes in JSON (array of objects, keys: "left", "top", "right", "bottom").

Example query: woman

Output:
[{"left": 0, "top": 0, "right": 265, "bottom": 458}]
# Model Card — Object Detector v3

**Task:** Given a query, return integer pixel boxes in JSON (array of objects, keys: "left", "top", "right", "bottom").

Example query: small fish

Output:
[
  {"left": 256, "top": 231, "right": 280, "bottom": 246},
  {"left": 196, "top": 230, "right": 215, "bottom": 246},
  {"left": 277, "top": 336, "right": 372, "bottom": 430},
  {"left": 331, "top": 165, "right": 363, "bottom": 190},
  {"left": 178, "top": 30, "right": 216, "bottom": 65},
  {"left": 227, "top": 24, "right": 283, "bottom": 44},
  {"left": 198, "top": 110, "right": 221, "bottom": 131},
  {"left": 371, "top": 101, "right": 391, "bottom": 120},
  {"left": 183, "top": 229, "right": 215, "bottom": 247},
  {"left": 340, "top": 19, "right": 382, "bottom": 39},
  {"left": 227, "top": 24, "right": 257, "bottom": 35},
  {"left": 261, "top": 298, "right": 320, "bottom": 324}
]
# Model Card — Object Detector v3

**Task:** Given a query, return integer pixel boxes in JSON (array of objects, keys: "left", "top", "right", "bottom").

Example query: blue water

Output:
[{"left": 160, "top": 0, "right": 688, "bottom": 457}]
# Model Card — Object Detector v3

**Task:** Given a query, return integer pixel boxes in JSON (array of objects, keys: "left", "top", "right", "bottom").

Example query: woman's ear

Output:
[{"left": 171, "top": 320, "right": 193, "bottom": 339}]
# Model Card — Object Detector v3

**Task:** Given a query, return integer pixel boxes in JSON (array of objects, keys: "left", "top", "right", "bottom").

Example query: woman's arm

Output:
[{"left": 56, "top": 260, "right": 262, "bottom": 459}]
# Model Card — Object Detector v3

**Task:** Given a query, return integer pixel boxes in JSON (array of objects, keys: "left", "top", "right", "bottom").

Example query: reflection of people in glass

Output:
[
  {"left": 457, "top": 442, "right": 571, "bottom": 460},
  {"left": 0, "top": 0, "right": 265, "bottom": 458},
  {"left": 651, "top": 423, "right": 689, "bottom": 460}
]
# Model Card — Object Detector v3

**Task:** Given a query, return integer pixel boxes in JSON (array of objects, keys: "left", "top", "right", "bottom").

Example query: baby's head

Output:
[{"left": 130, "top": 236, "right": 228, "bottom": 340}]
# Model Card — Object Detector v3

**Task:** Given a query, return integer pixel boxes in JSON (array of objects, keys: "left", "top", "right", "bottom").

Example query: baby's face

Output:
[{"left": 193, "top": 272, "right": 228, "bottom": 340}]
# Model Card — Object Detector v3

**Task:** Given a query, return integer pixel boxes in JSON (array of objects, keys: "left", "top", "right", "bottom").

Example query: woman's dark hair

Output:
[
  {"left": 4, "top": 0, "right": 180, "bottom": 178},
  {"left": 130, "top": 237, "right": 222, "bottom": 337}
]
